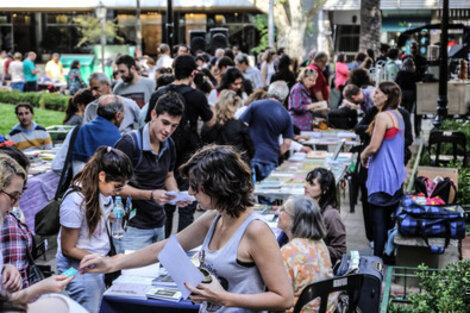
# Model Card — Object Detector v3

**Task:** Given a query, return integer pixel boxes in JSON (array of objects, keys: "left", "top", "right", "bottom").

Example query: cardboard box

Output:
[{"left": 417, "top": 81, "right": 470, "bottom": 115}]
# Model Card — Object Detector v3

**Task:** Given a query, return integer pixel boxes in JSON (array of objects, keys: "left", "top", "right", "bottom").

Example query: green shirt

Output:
[{"left": 23, "top": 59, "right": 36, "bottom": 82}]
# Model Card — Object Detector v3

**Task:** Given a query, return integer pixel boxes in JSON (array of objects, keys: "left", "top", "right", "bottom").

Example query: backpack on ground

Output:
[
  {"left": 414, "top": 176, "right": 457, "bottom": 204},
  {"left": 333, "top": 251, "right": 384, "bottom": 313},
  {"left": 396, "top": 195, "right": 465, "bottom": 254}
]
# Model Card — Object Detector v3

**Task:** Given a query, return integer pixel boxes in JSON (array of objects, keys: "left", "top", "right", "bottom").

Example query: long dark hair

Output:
[
  {"left": 217, "top": 67, "right": 244, "bottom": 95},
  {"left": 367, "top": 81, "right": 402, "bottom": 134},
  {"left": 306, "top": 168, "right": 337, "bottom": 212},
  {"left": 72, "top": 146, "right": 133, "bottom": 237},
  {"left": 63, "top": 88, "right": 94, "bottom": 124}
]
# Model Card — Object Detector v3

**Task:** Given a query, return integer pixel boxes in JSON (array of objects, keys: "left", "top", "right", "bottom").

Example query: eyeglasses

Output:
[
  {"left": 0, "top": 190, "right": 22, "bottom": 204},
  {"left": 279, "top": 206, "right": 293, "bottom": 217}
]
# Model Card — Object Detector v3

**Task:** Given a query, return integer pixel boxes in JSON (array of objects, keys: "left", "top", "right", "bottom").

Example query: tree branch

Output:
[{"left": 307, "top": 0, "right": 325, "bottom": 19}]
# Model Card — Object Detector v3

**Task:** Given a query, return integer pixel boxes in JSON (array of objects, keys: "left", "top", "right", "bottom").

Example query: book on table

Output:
[
  {"left": 152, "top": 272, "right": 177, "bottom": 287},
  {"left": 146, "top": 287, "right": 182, "bottom": 302}
]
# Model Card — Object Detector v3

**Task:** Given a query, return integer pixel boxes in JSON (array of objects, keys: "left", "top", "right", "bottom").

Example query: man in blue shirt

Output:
[
  {"left": 51, "top": 95, "right": 124, "bottom": 175},
  {"left": 23, "top": 52, "right": 39, "bottom": 92},
  {"left": 240, "top": 81, "right": 294, "bottom": 181}
]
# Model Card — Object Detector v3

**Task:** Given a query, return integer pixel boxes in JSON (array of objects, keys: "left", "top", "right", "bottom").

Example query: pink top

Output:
[{"left": 335, "top": 62, "right": 349, "bottom": 89}]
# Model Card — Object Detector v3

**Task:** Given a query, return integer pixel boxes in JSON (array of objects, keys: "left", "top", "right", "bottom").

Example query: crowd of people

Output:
[{"left": 0, "top": 40, "right": 427, "bottom": 312}]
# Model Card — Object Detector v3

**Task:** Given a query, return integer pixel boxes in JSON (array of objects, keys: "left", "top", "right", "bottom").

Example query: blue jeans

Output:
[
  {"left": 56, "top": 254, "right": 104, "bottom": 313},
  {"left": 119, "top": 225, "right": 165, "bottom": 253},
  {"left": 11, "top": 82, "right": 24, "bottom": 92},
  {"left": 251, "top": 160, "right": 276, "bottom": 182},
  {"left": 370, "top": 203, "right": 398, "bottom": 259}
]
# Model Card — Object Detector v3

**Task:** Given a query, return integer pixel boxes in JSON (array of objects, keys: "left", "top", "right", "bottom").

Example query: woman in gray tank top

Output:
[{"left": 80, "top": 145, "right": 294, "bottom": 312}]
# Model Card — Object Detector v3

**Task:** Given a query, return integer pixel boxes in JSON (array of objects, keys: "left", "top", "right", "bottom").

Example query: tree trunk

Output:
[
  {"left": 278, "top": 22, "right": 308, "bottom": 63},
  {"left": 255, "top": 0, "right": 323, "bottom": 64},
  {"left": 359, "top": 0, "right": 382, "bottom": 54}
]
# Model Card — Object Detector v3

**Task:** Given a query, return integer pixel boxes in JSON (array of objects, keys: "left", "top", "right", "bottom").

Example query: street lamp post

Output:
[
  {"left": 136, "top": 0, "right": 142, "bottom": 58},
  {"left": 96, "top": 1, "right": 107, "bottom": 73},
  {"left": 268, "top": 0, "right": 274, "bottom": 48},
  {"left": 434, "top": 0, "right": 449, "bottom": 128},
  {"left": 166, "top": 0, "right": 174, "bottom": 50}
]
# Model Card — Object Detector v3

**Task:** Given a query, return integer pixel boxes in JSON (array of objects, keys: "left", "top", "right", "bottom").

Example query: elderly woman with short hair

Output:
[
  {"left": 288, "top": 67, "right": 322, "bottom": 131},
  {"left": 278, "top": 196, "right": 337, "bottom": 313}
]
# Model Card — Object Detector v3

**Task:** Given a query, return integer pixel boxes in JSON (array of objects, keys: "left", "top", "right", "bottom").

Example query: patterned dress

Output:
[
  {"left": 281, "top": 238, "right": 337, "bottom": 313},
  {"left": 67, "top": 68, "right": 86, "bottom": 95}
]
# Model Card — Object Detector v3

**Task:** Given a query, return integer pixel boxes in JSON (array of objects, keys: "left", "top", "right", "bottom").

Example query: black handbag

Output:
[
  {"left": 327, "top": 107, "right": 358, "bottom": 130},
  {"left": 26, "top": 237, "right": 53, "bottom": 285},
  {"left": 35, "top": 126, "right": 81, "bottom": 236},
  {"left": 104, "top": 223, "right": 121, "bottom": 288}
]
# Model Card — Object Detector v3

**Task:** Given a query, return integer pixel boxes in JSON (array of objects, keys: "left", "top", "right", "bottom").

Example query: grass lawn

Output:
[{"left": 0, "top": 102, "right": 65, "bottom": 137}]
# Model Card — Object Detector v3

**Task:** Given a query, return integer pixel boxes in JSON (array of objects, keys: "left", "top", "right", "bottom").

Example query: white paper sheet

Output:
[
  {"left": 165, "top": 191, "right": 196, "bottom": 205},
  {"left": 158, "top": 235, "right": 204, "bottom": 299}
]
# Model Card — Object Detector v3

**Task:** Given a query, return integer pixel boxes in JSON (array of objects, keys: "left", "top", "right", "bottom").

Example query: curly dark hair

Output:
[{"left": 179, "top": 145, "right": 253, "bottom": 218}]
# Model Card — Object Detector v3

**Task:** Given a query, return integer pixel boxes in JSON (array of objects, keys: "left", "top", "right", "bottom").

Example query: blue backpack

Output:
[{"left": 397, "top": 196, "right": 466, "bottom": 254}]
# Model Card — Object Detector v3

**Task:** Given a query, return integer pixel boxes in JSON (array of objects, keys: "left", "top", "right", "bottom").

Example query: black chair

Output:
[
  {"left": 428, "top": 130, "right": 466, "bottom": 166},
  {"left": 293, "top": 274, "right": 364, "bottom": 313}
]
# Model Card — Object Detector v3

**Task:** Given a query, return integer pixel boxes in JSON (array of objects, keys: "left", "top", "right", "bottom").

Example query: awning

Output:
[{"left": 382, "top": 18, "right": 430, "bottom": 32}]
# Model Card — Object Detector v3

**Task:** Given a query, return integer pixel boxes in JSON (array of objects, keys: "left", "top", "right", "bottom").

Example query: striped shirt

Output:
[{"left": 7, "top": 122, "right": 52, "bottom": 151}]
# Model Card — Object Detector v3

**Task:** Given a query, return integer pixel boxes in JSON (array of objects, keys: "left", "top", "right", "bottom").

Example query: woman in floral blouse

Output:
[
  {"left": 278, "top": 196, "right": 337, "bottom": 313},
  {"left": 67, "top": 60, "right": 86, "bottom": 96}
]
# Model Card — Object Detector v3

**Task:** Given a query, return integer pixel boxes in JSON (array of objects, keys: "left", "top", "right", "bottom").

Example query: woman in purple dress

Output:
[{"left": 360, "top": 81, "right": 406, "bottom": 261}]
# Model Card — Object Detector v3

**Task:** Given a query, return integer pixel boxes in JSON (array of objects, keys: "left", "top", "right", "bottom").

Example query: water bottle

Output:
[
  {"left": 112, "top": 196, "right": 125, "bottom": 239},
  {"left": 11, "top": 206, "right": 22, "bottom": 220}
]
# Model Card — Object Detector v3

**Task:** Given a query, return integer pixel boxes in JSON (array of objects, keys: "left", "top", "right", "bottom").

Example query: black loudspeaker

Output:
[
  {"left": 209, "top": 27, "right": 228, "bottom": 52},
  {"left": 189, "top": 30, "right": 206, "bottom": 54}
]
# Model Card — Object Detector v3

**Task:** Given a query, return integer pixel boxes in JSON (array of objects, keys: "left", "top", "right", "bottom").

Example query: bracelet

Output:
[{"left": 150, "top": 189, "right": 155, "bottom": 201}]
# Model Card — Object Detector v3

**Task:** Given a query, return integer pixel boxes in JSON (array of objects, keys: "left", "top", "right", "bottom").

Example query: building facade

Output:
[
  {"left": 0, "top": 0, "right": 263, "bottom": 57},
  {"left": 323, "top": 0, "right": 470, "bottom": 56}
]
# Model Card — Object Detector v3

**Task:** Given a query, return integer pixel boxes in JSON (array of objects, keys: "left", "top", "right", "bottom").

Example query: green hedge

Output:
[{"left": 0, "top": 89, "right": 70, "bottom": 111}]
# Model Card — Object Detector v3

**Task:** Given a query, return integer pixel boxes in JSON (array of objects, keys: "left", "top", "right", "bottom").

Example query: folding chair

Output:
[
  {"left": 293, "top": 274, "right": 364, "bottom": 313},
  {"left": 428, "top": 130, "right": 466, "bottom": 166}
]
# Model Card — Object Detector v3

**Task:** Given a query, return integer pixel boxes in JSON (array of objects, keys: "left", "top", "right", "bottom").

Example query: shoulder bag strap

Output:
[
  {"left": 130, "top": 129, "right": 143, "bottom": 168},
  {"left": 105, "top": 222, "right": 117, "bottom": 256},
  {"left": 54, "top": 126, "right": 81, "bottom": 200}
]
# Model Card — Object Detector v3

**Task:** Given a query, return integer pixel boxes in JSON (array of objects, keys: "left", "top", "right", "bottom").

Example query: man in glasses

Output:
[{"left": 82, "top": 72, "right": 140, "bottom": 135}]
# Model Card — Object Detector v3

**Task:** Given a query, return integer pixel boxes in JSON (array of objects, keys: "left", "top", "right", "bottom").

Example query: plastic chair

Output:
[
  {"left": 428, "top": 130, "right": 466, "bottom": 166},
  {"left": 293, "top": 274, "right": 364, "bottom": 313}
]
